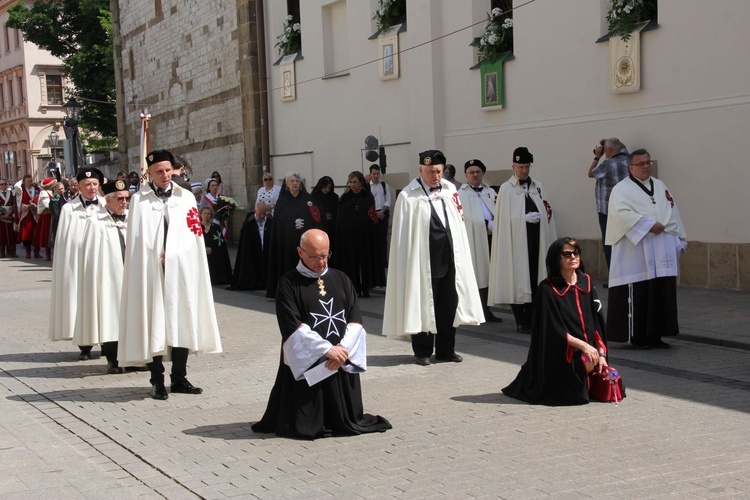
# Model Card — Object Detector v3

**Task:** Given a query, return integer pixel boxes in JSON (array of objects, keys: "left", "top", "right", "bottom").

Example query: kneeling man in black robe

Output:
[{"left": 252, "top": 229, "right": 391, "bottom": 440}]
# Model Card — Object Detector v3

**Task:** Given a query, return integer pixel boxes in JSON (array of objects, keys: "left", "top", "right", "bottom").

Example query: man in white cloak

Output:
[
  {"left": 383, "top": 150, "right": 484, "bottom": 366},
  {"left": 48, "top": 167, "right": 105, "bottom": 360},
  {"left": 119, "top": 149, "right": 222, "bottom": 400},
  {"left": 488, "top": 147, "right": 557, "bottom": 333},
  {"left": 458, "top": 159, "right": 502, "bottom": 323},
  {"left": 78, "top": 179, "right": 130, "bottom": 374},
  {"left": 606, "top": 148, "right": 687, "bottom": 348}
]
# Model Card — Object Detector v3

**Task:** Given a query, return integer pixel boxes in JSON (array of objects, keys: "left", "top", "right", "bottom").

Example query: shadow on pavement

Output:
[
  {"left": 0, "top": 351, "right": 96, "bottom": 364},
  {"left": 367, "top": 354, "right": 417, "bottom": 367},
  {"left": 183, "top": 422, "right": 264, "bottom": 440},
  {"left": 2, "top": 364, "right": 113, "bottom": 379},
  {"left": 451, "top": 392, "right": 507, "bottom": 404},
  {"left": 8, "top": 387, "right": 151, "bottom": 403}
]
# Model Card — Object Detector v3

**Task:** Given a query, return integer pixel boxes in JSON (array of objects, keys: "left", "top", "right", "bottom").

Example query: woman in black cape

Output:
[
  {"left": 200, "top": 206, "right": 233, "bottom": 286},
  {"left": 265, "top": 172, "right": 323, "bottom": 298},
  {"left": 502, "top": 237, "right": 609, "bottom": 406},
  {"left": 310, "top": 176, "right": 339, "bottom": 252},
  {"left": 333, "top": 171, "right": 385, "bottom": 297}
]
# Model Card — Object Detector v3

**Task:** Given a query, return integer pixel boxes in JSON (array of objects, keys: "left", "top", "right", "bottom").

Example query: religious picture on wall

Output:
[
  {"left": 280, "top": 59, "right": 296, "bottom": 102},
  {"left": 378, "top": 30, "right": 400, "bottom": 80},
  {"left": 383, "top": 44, "right": 394, "bottom": 76},
  {"left": 480, "top": 54, "right": 510, "bottom": 110},
  {"left": 484, "top": 73, "right": 498, "bottom": 104}
]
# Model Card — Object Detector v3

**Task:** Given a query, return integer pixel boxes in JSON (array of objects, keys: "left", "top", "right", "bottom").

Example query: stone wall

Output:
[{"left": 113, "top": 0, "right": 261, "bottom": 210}]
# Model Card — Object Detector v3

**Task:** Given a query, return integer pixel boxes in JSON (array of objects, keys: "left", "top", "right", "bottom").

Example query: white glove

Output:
[
  {"left": 487, "top": 219, "right": 494, "bottom": 233},
  {"left": 525, "top": 212, "right": 541, "bottom": 224},
  {"left": 294, "top": 218, "right": 305, "bottom": 230}
]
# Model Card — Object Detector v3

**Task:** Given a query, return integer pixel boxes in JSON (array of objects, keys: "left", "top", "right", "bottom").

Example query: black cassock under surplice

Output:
[{"left": 252, "top": 267, "right": 391, "bottom": 439}]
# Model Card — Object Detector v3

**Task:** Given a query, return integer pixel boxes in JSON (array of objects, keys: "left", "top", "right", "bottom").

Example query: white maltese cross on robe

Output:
[{"left": 310, "top": 298, "right": 347, "bottom": 340}]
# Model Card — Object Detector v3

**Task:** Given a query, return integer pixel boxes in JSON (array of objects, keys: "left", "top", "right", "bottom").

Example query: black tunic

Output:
[
  {"left": 229, "top": 213, "right": 271, "bottom": 290},
  {"left": 265, "top": 190, "right": 323, "bottom": 298},
  {"left": 252, "top": 268, "right": 391, "bottom": 439},
  {"left": 502, "top": 272, "right": 607, "bottom": 406},
  {"left": 311, "top": 190, "right": 339, "bottom": 253},
  {"left": 333, "top": 190, "right": 385, "bottom": 294},
  {"left": 204, "top": 222, "right": 233, "bottom": 286}
]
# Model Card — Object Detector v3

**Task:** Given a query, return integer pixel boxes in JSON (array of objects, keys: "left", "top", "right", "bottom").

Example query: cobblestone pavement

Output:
[{"left": 1, "top": 256, "right": 750, "bottom": 499}]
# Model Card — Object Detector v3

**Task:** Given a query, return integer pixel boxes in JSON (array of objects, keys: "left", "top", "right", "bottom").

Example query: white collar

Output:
[{"left": 296, "top": 260, "right": 329, "bottom": 278}]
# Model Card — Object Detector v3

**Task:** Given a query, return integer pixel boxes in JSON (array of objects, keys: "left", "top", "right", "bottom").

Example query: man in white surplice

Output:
[{"left": 605, "top": 148, "right": 687, "bottom": 348}]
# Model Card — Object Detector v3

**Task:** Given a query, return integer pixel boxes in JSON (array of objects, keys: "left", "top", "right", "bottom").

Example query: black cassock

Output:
[
  {"left": 333, "top": 190, "right": 385, "bottom": 295},
  {"left": 204, "top": 222, "right": 233, "bottom": 286},
  {"left": 265, "top": 190, "right": 323, "bottom": 298},
  {"left": 252, "top": 267, "right": 391, "bottom": 439},
  {"left": 502, "top": 272, "right": 608, "bottom": 406},
  {"left": 229, "top": 213, "right": 271, "bottom": 290}
]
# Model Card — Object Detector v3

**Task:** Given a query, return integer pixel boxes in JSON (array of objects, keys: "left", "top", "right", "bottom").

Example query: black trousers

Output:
[
  {"left": 101, "top": 341, "right": 118, "bottom": 364},
  {"left": 411, "top": 267, "right": 459, "bottom": 358},
  {"left": 148, "top": 347, "right": 189, "bottom": 385}
]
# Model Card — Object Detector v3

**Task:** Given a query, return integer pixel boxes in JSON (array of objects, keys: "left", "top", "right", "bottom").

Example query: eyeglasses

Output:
[
  {"left": 631, "top": 160, "right": 654, "bottom": 167},
  {"left": 115, "top": 196, "right": 129, "bottom": 201},
  {"left": 263, "top": 177, "right": 273, "bottom": 181},
  {"left": 0, "top": 183, "right": 7, "bottom": 186},
  {"left": 300, "top": 248, "right": 332, "bottom": 261},
  {"left": 561, "top": 250, "right": 580, "bottom": 259}
]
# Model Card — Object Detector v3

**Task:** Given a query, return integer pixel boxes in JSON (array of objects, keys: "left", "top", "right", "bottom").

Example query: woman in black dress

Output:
[
  {"left": 333, "top": 171, "right": 384, "bottom": 297},
  {"left": 265, "top": 172, "right": 323, "bottom": 298},
  {"left": 200, "top": 206, "right": 233, "bottom": 286},
  {"left": 502, "top": 237, "right": 609, "bottom": 405},
  {"left": 310, "top": 176, "right": 339, "bottom": 251}
]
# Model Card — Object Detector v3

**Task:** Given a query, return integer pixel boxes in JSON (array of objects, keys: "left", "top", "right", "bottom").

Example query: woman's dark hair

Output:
[
  {"left": 345, "top": 171, "right": 370, "bottom": 194},
  {"left": 211, "top": 171, "right": 223, "bottom": 183},
  {"left": 311, "top": 175, "right": 335, "bottom": 196},
  {"left": 545, "top": 237, "right": 583, "bottom": 277}
]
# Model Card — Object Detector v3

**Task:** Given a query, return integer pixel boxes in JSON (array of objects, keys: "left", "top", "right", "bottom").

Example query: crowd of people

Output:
[{"left": 9, "top": 138, "right": 687, "bottom": 439}]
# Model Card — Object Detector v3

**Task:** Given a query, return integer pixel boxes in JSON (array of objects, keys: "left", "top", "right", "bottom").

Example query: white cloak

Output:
[
  {"left": 488, "top": 176, "right": 557, "bottom": 305},
  {"left": 383, "top": 178, "right": 484, "bottom": 339},
  {"left": 48, "top": 194, "right": 105, "bottom": 341},
  {"left": 458, "top": 183, "right": 497, "bottom": 289},
  {"left": 119, "top": 181, "right": 222, "bottom": 364},
  {"left": 606, "top": 176, "right": 687, "bottom": 287},
  {"left": 76, "top": 208, "right": 127, "bottom": 346}
]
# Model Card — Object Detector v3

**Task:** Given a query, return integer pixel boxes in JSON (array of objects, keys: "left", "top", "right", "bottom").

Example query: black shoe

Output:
[
  {"left": 485, "top": 314, "right": 503, "bottom": 323},
  {"left": 516, "top": 325, "right": 531, "bottom": 334},
  {"left": 150, "top": 383, "right": 169, "bottom": 400},
  {"left": 107, "top": 362, "right": 123, "bottom": 375},
  {"left": 630, "top": 340, "right": 651, "bottom": 350},
  {"left": 124, "top": 366, "right": 149, "bottom": 372},
  {"left": 651, "top": 339, "right": 670, "bottom": 349},
  {"left": 79, "top": 352, "right": 91, "bottom": 361},
  {"left": 435, "top": 353, "right": 463, "bottom": 363},
  {"left": 415, "top": 357, "right": 431, "bottom": 366},
  {"left": 170, "top": 379, "right": 203, "bottom": 394}
]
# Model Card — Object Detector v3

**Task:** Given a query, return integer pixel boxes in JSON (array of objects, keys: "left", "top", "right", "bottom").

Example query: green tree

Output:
[{"left": 7, "top": 0, "right": 116, "bottom": 139}]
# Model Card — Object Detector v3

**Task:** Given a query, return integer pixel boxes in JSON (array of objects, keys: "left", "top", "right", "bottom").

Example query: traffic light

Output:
[{"left": 364, "top": 135, "right": 387, "bottom": 174}]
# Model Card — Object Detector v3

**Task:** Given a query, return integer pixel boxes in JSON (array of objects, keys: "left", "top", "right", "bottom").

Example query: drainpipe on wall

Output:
[{"left": 256, "top": 0, "right": 271, "bottom": 174}]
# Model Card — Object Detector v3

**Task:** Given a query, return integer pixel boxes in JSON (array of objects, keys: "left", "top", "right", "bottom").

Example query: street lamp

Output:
[
  {"left": 62, "top": 97, "right": 82, "bottom": 175},
  {"left": 48, "top": 130, "right": 59, "bottom": 179}
]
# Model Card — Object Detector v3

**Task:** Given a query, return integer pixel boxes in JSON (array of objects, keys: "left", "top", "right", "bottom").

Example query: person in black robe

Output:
[
  {"left": 229, "top": 202, "right": 272, "bottom": 290},
  {"left": 265, "top": 172, "right": 323, "bottom": 298},
  {"left": 200, "top": 206, "right": 233, "bottom": 286},
  {"left": 49, "top": 181, "right": 67, "bottom": 253},
  {"left": 502, "top": 237, "right": 609, "bottom": 406},
  {"left": 252, "top": 229, "right": 391, "bottom": 439},
  {"left": 310, "top": 176, "right": 339, "bottom": 252},
  {"left": 333, "top": 171, "right": 385, "bottom": 297}
]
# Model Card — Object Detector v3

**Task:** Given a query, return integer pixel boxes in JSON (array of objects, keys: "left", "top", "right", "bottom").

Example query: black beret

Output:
[
  {"left": 146, "top": 149, "right": 175, "bottom": 167},
  {"left": 464, "top": 159, "right": 487, "bottom": 173},
  {"left": 513, "top": 147, "right": 534, "bottom": 164},
  {"left": 419, "top": 150, "right": 447, "bottom": 166},
  {"left": 101, "top": 179, "right": 129, "bottom": 195},
  {"left": 76, "top": 167, "right": 104, "bottom": 183}
]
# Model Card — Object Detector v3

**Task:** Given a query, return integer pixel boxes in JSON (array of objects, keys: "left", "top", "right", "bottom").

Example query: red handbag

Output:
[{"left": 588, "top": 365, "right": 626, "bottom": 404}]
